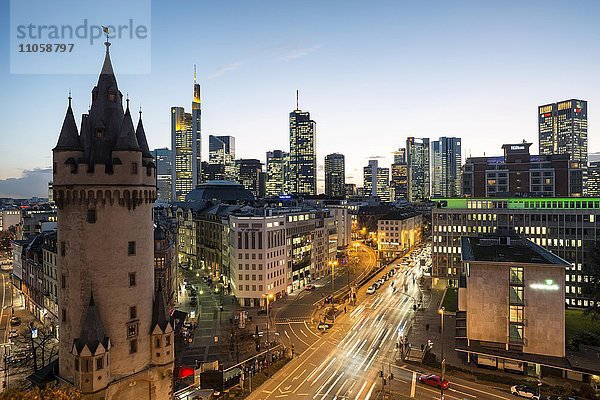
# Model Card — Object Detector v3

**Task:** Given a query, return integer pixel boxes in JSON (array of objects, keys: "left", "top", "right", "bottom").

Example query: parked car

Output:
[
  {"left": 373, "top": 282, "right": 381, "bottom": 289},
  {"left": 8, "top": 329, "right": 18, "bottom": 339},
  {"left": 510, "top": 385, "right": 540, "bottom": 400},
  {"left": 418, "top": 374, "right": 449, "bottom": 389},
  {"left": 189, "top": 296, "right": 197, "bottom": 306},
  {"left": 305, "top": 284, "right": 315, "bottom": 291},
  {"left": 366, "top": 286, "right": 376, "bottom": 295},
  {"left": 318, "top": 322, "right": 332, "bottom": 330},
  {"left": 10, "top": 316, "right": 21, "bottom": 326}
]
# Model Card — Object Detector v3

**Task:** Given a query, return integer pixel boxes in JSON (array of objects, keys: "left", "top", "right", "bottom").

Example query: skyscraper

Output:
[
  {"left": 171, "top": 68, "right": 202, "bottom": 201},
  {"left": 52, "top": 41, "right": 173, "bottom": 398},
  {"left": 266, "top": 150, "right": 289, "bottom": 197},
  {"left": 324, "top": 153, "right": 345, "bottom": 198},
  {"left": 393, "top": 148, "right": 406, "bottom": 164},
  {"left": 363, "top": 159, "right": 390, "bottom": 201},
  {"left": 236, "top": 158, "right": 262, "bottom": 197},
  {"left": 153, "top": 147, "right": 172, "bottom": 202},
  {"left": 539, "top": 99, "right": 588, "bottom": 166},
  {"left": 587, "top": 161, "right": 600, "bottom": 197},
  {"left": 390, "top": 162, "right": 408, "bottom": 201},
  {"left": 289, "top": 92, "right": 316, "bottom": 196},
  {"left": 209, "top": 135, "right": 236, "bottom": 181},
  {"left": 406, "top": 137, "right": 430, "bottom": 202},
  {"left": 431, "top": 137, "right": 462, "bottom": 197}
]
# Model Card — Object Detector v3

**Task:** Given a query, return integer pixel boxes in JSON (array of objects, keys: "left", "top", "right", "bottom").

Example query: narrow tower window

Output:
[
  {"left": 129, "top": 272, "right": 137, "bottom": 287},
  {"left": 128, "top": 241, "right": 136, "bottom": 256},
  {"left": 131, "top": 162, "right": 138, "bottom": 174},
  {"left": 87, "top": 209, "right": 96, "bottom": 224}
]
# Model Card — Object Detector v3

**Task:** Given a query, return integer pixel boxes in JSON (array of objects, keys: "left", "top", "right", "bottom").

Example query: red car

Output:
[{"left": 418, "top": 374, "right": 449, "bottom": 389}]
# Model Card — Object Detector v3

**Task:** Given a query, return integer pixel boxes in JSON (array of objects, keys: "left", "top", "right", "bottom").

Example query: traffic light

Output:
[
  {"left": 256, "top": 343, "right": 260, "bottom": 352},
  {"left": 379, "top": 370, "right": 383, "bottom": 378}
]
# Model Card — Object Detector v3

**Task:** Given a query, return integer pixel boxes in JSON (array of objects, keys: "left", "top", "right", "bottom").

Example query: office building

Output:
[
  {"left": 432, "top": 137, "right": 461, "bottom": 197},
  {"left": 390, "top": 162, "right": 408, "bottom": 201},
  {"left": 171, "top": 69, "right": 202, "bottom": 202},
  {"left": 266, "top": 150, "right": 289, "bottom": 197},
  {"left": 289, "top": 95, "right": 317, "bottom": 196},
  {"left": 539, "top": 99, "right": 588, "bottom": 166},
  {"left": 208, "top": 135, "right": 236, "bottom": 181},
  {"left": 345, "top": 183, "right": 357, "bottom": 198},
  {"left": 458, "top": 235, "right": 568, "bottom": 375},
  {"left": 462, "top": 142, "right": 583, "bottom": 197},
  {"left": 153, "top": 147, "right": 173, "bottom": 202},
  {"left": 406, "top": 137, "right": 430, "bottom": 202},
  {"left": 393, "top": 148, "right": 406, "bottom": 164},
  {"left": 377, "top": 211, "right": 422, "bottom": 261},
  {"left": 236, "top": 158, "right": 262, "bottom": 197},
  {"left": 52, "top": 42, "right": 173, "bottom": 398},
  {"left": 587, "top": 161, "right": 600, "bottom": 197},
  {"left": 363, "top": 160, "right": 390, "bottom": 201},
  {"left": 324, "top": 153, "right": 345, "bottom": 198},
  {"left": 432, "top": 197, "right": 600, "bottom": 308}
]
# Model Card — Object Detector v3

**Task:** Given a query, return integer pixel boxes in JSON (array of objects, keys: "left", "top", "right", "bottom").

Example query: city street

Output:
[{"left": 246, "top": 253, "right": 515, "bottom": 400}]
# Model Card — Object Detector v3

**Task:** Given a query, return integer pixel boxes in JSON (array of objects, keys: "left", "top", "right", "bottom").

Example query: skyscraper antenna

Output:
[
  {"left": 194, "top": 64, "right": 197, "bottom": 84},
  {"left": 296, "top": 90, "right": 299, "bottom": 110}
]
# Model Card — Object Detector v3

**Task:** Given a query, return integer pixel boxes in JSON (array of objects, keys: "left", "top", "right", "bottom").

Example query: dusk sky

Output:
[{"left": 1, "top": 0, "right": 600, "bottom": 197}]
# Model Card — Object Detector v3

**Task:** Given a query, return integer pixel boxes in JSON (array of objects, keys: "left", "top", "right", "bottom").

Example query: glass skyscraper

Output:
[
  {"left": 539, "top": 99, "right": 588, "bottom": 166},
  {"left": 153, "top": 147, "right": 173, "bottom": 202},
  {"left": 171, "top": 69, "right": 201, "bottom": 201},
  {"left": 289, "top": 103, "right": 317, "bottom": 196},
  {"left": 432, "top": 137, "right": 462, "bottom": 197},
  {"left": 266, "top": 150, "right": 289, "bottom": 197},
  {"left": 406, "top": 137, "right": 430, "bottom": 202},
  {"left": 324, "top": 153, "right": 345, "bottom": 198},
  {"left": 208, "top": 135, "right": 236, "bottom": 181}
]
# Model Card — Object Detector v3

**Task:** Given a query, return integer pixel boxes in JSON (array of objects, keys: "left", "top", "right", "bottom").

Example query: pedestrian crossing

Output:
[{"left": 274, "top": 317, "right": 307, "bottom": 323}]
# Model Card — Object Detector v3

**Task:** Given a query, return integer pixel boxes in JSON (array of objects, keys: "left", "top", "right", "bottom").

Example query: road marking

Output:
[
  {"left": 450, "top": 381, "right": 511, "bottom": 399},
  {"left": 284, "top": 330, "right": 290, "bottom": 340},
  {"left": 354, "top": 381, "right": 367, "bottom": 400},
  {"left": 289, "top": 323, "right": 310, "bottom": 346},
  {"left": 317, "top": 371, "right": 345, "bottom": 400},
  {"left": 305, "top": 321, "right": 320, "bottom": 338},
  {"left": 410, "top": 371, "right": 416, "bottom": 398},
  {"left": 299, "top": 329, "right": 309, "bottom": 338},
  {"left": 449, "top": 388, "right": 477, "bottom": 398},
  {"left": 364, "top": 381, "right": 377, "bottom": 400},
  {"left": 335, "top": 378, "right": 349, "bottom": 397}
]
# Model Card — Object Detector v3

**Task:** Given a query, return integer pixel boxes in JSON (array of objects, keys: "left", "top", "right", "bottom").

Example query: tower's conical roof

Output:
[
  {"left": 114, "top": 103, "right": 141, "bottom": 152},
  {"left": 54, "top": 95, "right": 82, "bottom": 151},
  {"left": 151, "top": 280, "right": 171, "bottom": 332},
  {"left": 136, "top": 109, "right": 153, "bottom": 158},
  {"left": 75, "top": 292, "right": 109, "bottom": 353}
]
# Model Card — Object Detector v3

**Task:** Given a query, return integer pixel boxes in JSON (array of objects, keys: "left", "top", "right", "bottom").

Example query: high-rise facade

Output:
[
  {"left": 363, "top": 160, "right": 390, "bottom": 201},
  {"left": 289, "top": 101, "right": 316, "bottom": 196},
  {"left": 171, "top": 70, "right": 201, "bottom": 202},
  {"left": 52, "top": 42, "right": 173, "bottom": 399},
  {"left": 431, "top": 137, "right": 461, "bottom": 197},
  {"left": 153, "top": 147, "right": 172, "bottom": 202},
  {"left": 236, "top": 158, "right": 262, "bottom": 197},
  {"left": 406, "top": 137, "right": 430, "bottom": 202},
  {"left": 390, "top": 162, "right": 408, "bottom": 201},
  {"left": 393, "top": 148, "right": 406, "bottom": 164},
  {"left": 209, "top": 135, "right": 236, "bottom": 181},
  {"left": 324, "top": 153, "right": 345, "bottom": 198},
  {"left": 588, "top": 161, "right": 600, "bottom": 197},
  {"left": 539, "top": 99, "right": 588, "bottom": 166},
  {"left": 265, "top": 150, "right": 289, "bottom": 197}
]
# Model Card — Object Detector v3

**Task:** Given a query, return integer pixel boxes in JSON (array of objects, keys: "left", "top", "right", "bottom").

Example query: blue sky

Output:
[{"left": 1, "top": 0, "right": 600, "bottom": 197}]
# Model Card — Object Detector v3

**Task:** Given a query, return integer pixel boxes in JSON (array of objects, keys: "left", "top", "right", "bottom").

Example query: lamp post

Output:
[
  {"left": 328, "top": 260, "right": 338, "bottom": 323},
  {"left": 438, "top": 306, "right": 445, "bottom": 400},
  {"left": 263, "top": 293, "right": 274, "bottom": 377}
]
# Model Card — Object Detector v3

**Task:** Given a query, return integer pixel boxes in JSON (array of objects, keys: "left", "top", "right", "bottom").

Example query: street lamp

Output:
[
  {"left": 263, "top": 293, "right": 274, "bottom": 377},
  {"left": 438, "top": 306, "right": 445, "bottom": 400},
  {"left": 328, "top": 260, "right": 339, "bottom": 323}
]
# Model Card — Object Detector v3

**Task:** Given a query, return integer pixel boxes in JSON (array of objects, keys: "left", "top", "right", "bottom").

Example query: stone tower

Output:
[{"left": 52, "top": 41, "right": 174, "bottom": 399}]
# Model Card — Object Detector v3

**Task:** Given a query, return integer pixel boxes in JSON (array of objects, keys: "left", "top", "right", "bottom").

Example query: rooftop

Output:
[{"left": 461, "top": 235, "right": 569, "bottom": 266}]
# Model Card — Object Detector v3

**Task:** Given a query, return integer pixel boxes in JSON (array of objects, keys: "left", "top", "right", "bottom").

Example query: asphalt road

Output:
[{"left": 246, "top": 256, "right": 516, "bottom": 400}]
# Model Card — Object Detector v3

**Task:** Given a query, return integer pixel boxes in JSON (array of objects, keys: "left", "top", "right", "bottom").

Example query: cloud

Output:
[
  {"left": 208, "top": 61, "right": 244, "bottom": 79},
  {"left": 347, "top": 175, "right": 355, "bottom": 179},
  {"left": 276, "top": 45, "right": 321, "bottom": 62},
  {"left": 368, "top": 155, "right": 387, "bottom": 160},
  {"left": 0, "top": 168, "right": 52, "bottom": 198}
]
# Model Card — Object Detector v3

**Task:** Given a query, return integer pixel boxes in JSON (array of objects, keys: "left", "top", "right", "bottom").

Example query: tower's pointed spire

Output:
[
  {"left": 296, "top": 90, "right": 299, "bottom": 110},
  {"left": 54, "top": 93, "right": 82, "bottom": 151},
  {"left": 151, "top": 279, "right": 171, "bottom": 332},
  {"left": 114, "top": 104, "right": 141, "bottom": 151},
  {"left": 193, "top": 65, "right": 201, "bottom": 107},
  {"left": 194, "top": 64, "right": 197, "bottom": 84},
  {"left": 136, "top": 106, "right": 153, "bottom": 158},
  {"left": 75, "top": 291, "right": 109, "bottom": 353}
]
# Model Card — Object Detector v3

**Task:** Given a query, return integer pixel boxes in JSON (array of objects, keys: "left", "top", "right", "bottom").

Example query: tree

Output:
[
  {"left": 0, "top": 384, "right": 80, "bottom": 400},
  {"left": 582, "top": 241, "right": 600, "bottom": 321}
]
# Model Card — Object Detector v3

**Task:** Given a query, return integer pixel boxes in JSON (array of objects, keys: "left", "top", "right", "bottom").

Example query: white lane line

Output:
[
  {"left": 450, "top": 381, "right": 511, "bottom": 399},
  {"left": 364, "top": 381, "right": 377, "bottom": 400},
  {"left": 305, "top": 321, "right": 320, "bottom": 338},
  {"left": 410, "top": 371, "right": 416, "bottom": 398},
  {"left": 284, "top": 330, "right": 290, "bottom": 340},
  {"left": 319, "top": 371, "right": 345, "bottom": 400},
  {"left": 448, "top": 388, "right": 477, "bottom": 398},
  {"left": 335, "top": 378, "right": 349, "bottom": 397},
  {"left": 354, "top": 381, "right": 367, "bottom": 400},
  {"left": 299, "top": 329, "right": 309, "bottom": 338},
  {"left": 313, "top": 366, "right": 342, "bottom": 398},
  {"left": 289, "top": 323, "right": 310, "bottom": 346},
  {"left": 306, "top": 356, "right": 331, "bottom": 382},
  {"left": 310, "top": 357, "right": 337, "bottom": 386}
]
